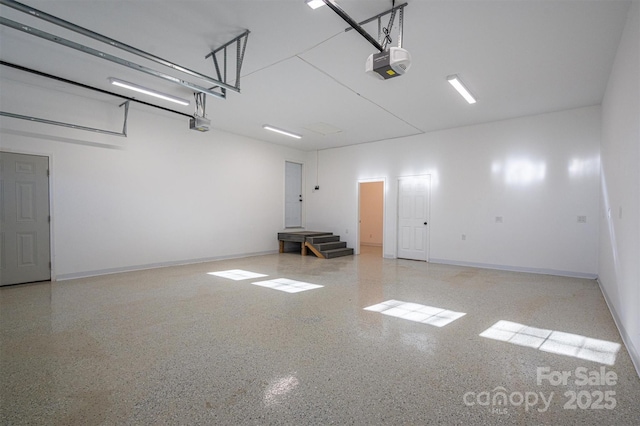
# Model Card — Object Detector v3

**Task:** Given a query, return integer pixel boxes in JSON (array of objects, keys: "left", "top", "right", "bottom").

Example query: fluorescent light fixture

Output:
[
  {"left": 263, "top": 125, "right": 302, "bottom": 139},
  {"left": 306, "top": 0, "right": 326, "bottom": 9},
  {"left": 108, "top": 78, "right": 190, "bottom": 106},
  {"left": 447, "top": 74, "right": 477, "bottom": 104}
]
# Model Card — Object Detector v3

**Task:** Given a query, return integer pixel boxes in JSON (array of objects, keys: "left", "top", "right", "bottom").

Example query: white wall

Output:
[
  {"left": 599, "top": 1, "right": 640, "bottom": 375},
  {"left": 1, "top": 77, "right": 306, "bottom": 279},
  {"left": 306, "top": 106, "right": 601, "bottom": 278}
]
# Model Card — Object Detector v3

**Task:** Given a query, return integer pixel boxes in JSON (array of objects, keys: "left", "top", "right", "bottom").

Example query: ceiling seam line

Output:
[
  {"left": 315, "top": 131, "right": 427, "bottom": 153},
  {"left": 295, "top": 55, "right": 424, "bottom": 134},
  {"left": 240, "top": 32, "right": 344, "bottom": 80}
]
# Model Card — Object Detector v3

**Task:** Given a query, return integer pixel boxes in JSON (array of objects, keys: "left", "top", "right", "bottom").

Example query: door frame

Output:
[
  {"left": 396, "top": 174, "right": 431, "bottom": 261},
  {"left": 357, "top": 178, "right": 385, "bottom": 255},
  {"left": 1, "top": 148, "right": 55, "bottom": 282},
  {"left": 283, "top": 160, "right": 305, "bottom": 229}
]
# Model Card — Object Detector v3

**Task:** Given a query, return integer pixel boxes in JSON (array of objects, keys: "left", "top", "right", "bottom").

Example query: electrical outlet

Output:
[
  {"left": 462, "top": 234, "right": 466, "bottom": 241},
  {"left": 495, "top": 216, "right": 503, "bottom": 224},
  {"left": 577, "top": 215, "right": 587, "bottom": 223}
]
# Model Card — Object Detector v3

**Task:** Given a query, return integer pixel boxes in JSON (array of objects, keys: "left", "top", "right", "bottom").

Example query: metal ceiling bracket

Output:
[
  {"left": 0, "top": 100, "right": 131, "bottom": 137},
  {"left": 194, "top": 92, "right": 206, "bottom": 118},
  {"left": 397, "top": 5, "right": 404, "bottom": 49},
  {"left": 205, "top": 30, "right": 250, "bottom": 93},
  {"left": 0, "top": 0, "right": 239, "bottom": 95},
  {"left": 120, "top": 101, "right": 130, "bottom": 136},
  {"left": 0, "top": 16, "right": 226, "bottom": 100},
  {"left": 344, "top": 2, "right": 408, "bottom": 49},
  {"left": 322, "top": 0, "right": 384, "bottom": 52},
  {"left": 380, "top": 8, "right": 396, "bottom": 51}
]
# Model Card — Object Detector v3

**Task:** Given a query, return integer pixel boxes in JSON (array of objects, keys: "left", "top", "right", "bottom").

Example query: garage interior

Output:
[{"left": 1, "top": 0, "right": 638, "bottom": 424}]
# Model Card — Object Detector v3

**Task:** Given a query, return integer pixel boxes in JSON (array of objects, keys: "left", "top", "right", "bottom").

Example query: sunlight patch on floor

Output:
[{"left": 364, "top": 300, "right": 466, "bottom": 327}]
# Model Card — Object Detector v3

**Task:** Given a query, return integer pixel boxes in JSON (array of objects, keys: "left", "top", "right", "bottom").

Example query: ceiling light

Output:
[
  {"left": 108, "top": 78, "right": 190, "bottom": 106},
  {"left": 263, "top": 125, "right": 302, "bottom": 139},
  {"left": 306, "top": 0, "right": 326, "bottom": 10},
  {"left": 447, "top": 74, "right": 477, "bottom": 104}
]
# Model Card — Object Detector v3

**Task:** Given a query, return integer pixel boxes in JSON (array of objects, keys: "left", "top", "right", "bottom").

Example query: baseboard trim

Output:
[
  {"left": 428, "top": 258, "right": 598, "bottom": 279},
  {"left": 55, "top": 250, "right": 279, "bottom": 281},
  {"left": 597, "top": 278, "right": 640, "bottom": 379}
]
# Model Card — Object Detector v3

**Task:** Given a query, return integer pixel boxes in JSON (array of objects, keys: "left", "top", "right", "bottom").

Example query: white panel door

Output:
[
  {"left": 284, "top": 161, "right": 302, "bottom": 228},
  {"left": 397, "top": 175, "right": 430, "bottom": 261},
  {"left": 0, "top": 152, "right": 51, "bottom": 285}
]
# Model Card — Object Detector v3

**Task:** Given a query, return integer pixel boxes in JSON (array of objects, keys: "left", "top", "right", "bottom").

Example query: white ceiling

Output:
[{"left": 0, "top": 0, "right": 631, "bottom": 151}]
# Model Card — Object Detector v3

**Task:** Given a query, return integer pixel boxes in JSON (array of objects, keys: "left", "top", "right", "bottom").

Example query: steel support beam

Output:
[
  {"left": 0, "top": 16, "right": 226, "bottom": 99},
  {"left": 0, "top": 61, "right": 192, "bottom": 118},
  {"left": 0, "top": 0, "right": 239, "bottom": 93}
]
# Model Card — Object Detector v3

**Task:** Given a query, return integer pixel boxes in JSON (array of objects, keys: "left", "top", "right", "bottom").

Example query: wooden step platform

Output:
[{"left": 277, "top": 231, "right": 353, "bottom": 259}]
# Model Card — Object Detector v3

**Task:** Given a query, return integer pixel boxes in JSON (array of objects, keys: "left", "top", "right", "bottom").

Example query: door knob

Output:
[{"left": 424, "top": 222, "right": 428, "bottom": 225}]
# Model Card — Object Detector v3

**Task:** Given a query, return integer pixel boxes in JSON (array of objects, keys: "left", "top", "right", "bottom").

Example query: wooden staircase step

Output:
[
  {"left": 306, "top": 235, "right": 340, "bottom": 244},
  {"left": 315, "top": 241, "right": 347, "bottom": 251},
  {"left": 280, "top": 231, "right": 353, "bottom": 260},
  {"left": 277, "top": 231, "right": 332, "bottom": 243},
  {"left": 322, "top": 247, "right": 354, "bottom": 259}
]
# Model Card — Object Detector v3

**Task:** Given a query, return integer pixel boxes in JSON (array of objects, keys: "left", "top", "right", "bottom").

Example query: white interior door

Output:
[
  {"left": 284, "top": 161, "right": 302, "bottom": 228},
  {"left": 0, "top": 152, "right": 51, "bottom": 285},
  {"left": 397, "top": 175, "right": 430, "bottom": 261}
]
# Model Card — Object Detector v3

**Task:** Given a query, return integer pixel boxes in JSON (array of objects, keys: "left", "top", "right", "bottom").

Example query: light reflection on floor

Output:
[
  {"left": 480, "top": 320, "right": 621, "bottom": 365},
  {"left": 252, "top": 278, "right": 323, "bottom": 293},
  {"left": 263, "top": 374, "right": 299, "bottom": 406},
  {"left": 207, "top": 269, "right": 268, "bottom": 280},
  {"left": 364, "top": 299, "right": 466, "bottom": 327}
]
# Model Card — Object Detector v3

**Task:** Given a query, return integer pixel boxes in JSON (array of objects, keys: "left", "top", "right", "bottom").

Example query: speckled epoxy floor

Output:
[{"left": 1, "top": 247, "right": 639, "bottom": 425}]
